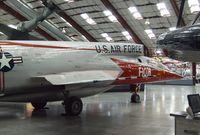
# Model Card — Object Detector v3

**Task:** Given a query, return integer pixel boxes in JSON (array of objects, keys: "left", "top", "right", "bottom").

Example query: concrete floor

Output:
[{"left": 0, "top": 84, "right": 199, "bottom": 135}]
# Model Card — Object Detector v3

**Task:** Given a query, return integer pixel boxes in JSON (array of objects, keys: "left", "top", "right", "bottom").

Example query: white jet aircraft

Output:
[{"left": 0, "top": 40, "right": 182, "bottom": 116}]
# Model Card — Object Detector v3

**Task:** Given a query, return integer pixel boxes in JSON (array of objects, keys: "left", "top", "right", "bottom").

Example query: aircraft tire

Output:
[
  {"left": 65, "top": 97, "right": 83, "bottom": 116},
  {"left": 131, "top": 94, "right": 141, "bottom": 103},
  {"left": 31, "top": 101, "right": 47, "bottom": 110}
]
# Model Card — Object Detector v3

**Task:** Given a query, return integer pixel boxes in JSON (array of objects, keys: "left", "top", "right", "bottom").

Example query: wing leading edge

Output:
[{"left": 34, "top": 70, "right": 121, "bottom": 85}]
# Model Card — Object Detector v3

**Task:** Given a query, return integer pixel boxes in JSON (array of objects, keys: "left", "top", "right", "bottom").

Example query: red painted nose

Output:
[{"left": 164, "top": 71, "right": 183, "bottom": 80}]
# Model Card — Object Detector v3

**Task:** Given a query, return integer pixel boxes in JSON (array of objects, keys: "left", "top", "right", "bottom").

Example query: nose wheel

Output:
[
  {"left": 131, "top": 93, "right": 141, "bottom": 103},
  {"left": 63, "top": 97, "right": 83, "bottom": 116},
  {"left": 130, "top": 84, "right": 141, "bottom": 103}
]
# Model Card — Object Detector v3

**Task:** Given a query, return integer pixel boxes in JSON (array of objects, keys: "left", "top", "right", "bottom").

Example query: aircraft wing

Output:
[{"left": 34, "top": 70, "right": 120, "bottom": 85}]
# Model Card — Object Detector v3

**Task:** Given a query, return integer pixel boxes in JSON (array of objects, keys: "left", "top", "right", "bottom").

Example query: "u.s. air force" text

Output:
[{"left": 95, "top": 45, "right": 143, "bottom": 54}]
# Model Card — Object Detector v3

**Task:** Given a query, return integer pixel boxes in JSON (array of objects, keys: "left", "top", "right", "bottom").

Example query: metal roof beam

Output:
[
  {"left": 169, "top": 0, "right": 186, "bottom": 26},
  {"left": 101, "top": 0, "right": 149, "bottom": 56},
  {"left": 0, "top": 1, "right": 57, "bottom": 41},
  {"left": 55, "top": 7, "right": 97, "bottom": 42},
  {"left": 101, "top": 0, "right": 145, "bottom": 45}
]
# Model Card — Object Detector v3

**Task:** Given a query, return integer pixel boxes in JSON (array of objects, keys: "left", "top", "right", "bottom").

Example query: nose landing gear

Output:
[
  {"left": 130, "top": 84, "right": 141, "bottom": 103},
  {"left": 131, "top": 93, "right": 140, "bottom": 103}
]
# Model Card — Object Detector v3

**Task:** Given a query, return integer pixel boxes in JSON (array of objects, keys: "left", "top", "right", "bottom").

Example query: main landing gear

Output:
[
  {"left": 130, "top": 84, "right": 141, "bottom": 103},
  {"left": 62, "top": 97, "right": 83, "bottom": 116},
  {"left": 31, "top": 101, "right": 47, "bottom": 110}
]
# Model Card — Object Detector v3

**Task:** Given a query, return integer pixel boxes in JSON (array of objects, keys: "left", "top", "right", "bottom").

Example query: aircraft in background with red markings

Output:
[{"left": 0, "top": 40, "right": 182, "bottom": 116}]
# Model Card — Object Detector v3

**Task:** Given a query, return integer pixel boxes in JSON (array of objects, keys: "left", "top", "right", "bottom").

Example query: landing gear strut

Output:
[
  {"left": 130, "top": 84, "right": 141, "bottom": 103},
  {"left": 63, "top": 97, "right": 83, "bottom": 116},
  {"left": 31, "top": 101, "right": 47, "bottom": 110}
]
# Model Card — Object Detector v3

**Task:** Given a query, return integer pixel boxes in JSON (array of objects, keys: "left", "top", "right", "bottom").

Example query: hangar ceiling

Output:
[{"left": 0, "top": 0, "right": 198, "bottom": 55}]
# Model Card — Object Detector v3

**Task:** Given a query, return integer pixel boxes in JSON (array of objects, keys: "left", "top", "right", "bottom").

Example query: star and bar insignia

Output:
[{"left": 0, "top": 51, "right": 23, "bottom": 72}]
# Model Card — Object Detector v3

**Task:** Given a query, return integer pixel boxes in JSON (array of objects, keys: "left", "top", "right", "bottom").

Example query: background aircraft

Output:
[{"left": 157, "top": 0, "right": 200, "bottom": 62}]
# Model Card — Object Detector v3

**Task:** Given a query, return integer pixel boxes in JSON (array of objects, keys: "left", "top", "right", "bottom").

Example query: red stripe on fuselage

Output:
[{"left": 0, "top": 41, "right": 96, "bottom": 51}]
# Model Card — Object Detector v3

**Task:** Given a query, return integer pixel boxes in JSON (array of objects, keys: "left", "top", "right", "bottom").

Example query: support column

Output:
[
  {"left": 144, "top": 47, "right": 149, "bottom": 56},
  {"left": 192, "top": 62, "right": 196, "bottom": 86}
]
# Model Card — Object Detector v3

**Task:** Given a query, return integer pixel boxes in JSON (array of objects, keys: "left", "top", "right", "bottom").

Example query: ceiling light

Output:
[
  {"left": 160, "top": 9, "right": 170, "bottom": 17},
  {"left": 128, "top": 7, "right": 137, "bottom": 13},
  {"left": 103, "top": 10, "right": 118, "bottom": 22},
  {"left": 145, "top": 19, "right": 150, "bottom": 25},
  {"left": 101, "top": 33, "right": 112, "bottom": 41},
  {"left": 125, "top": 35, "right": 132, "bottom": 40},
  {"left": 122, "top": 31, "right": 132, "bottom": 40},
  {"left": 188, "top": 0, "right": 200, "bottom": 13},
  {"left": 148, "top": 33, "right": 156, "bottom": 39},
  {"left": 188, "top": 0, "right": 199, "bottom": 7},
  {"left": 103, "top": 10, "right": 112, "bottom": 16},
  {"left": 145, "top": 29, "right": 153, "bottom": 34},
  {"left": 81, "top": 13, "right": 89, "bottom": 19},
  {"left": 81, "top": 13, "right": 96, "bottom": 25},
  {"left": 169, "top": 27, "right": 176, "bottom": 31},
  {"left": 128, "top": 6, "right": 143, "bottom": 20},
  {"left": 145, "top": 29, "right": 156, "bottom": 39},
  {"left": 156, "top": 2, "right": 171, "bottom": 17},
  {"left": 64, "top": 0, "right": 74, "bottom": 3},
  {"left": 105, "top": 37, "right": 112, "bottom": 41},
  {"left": 86, "top": 18, "right": 96, "bottom": 25},
  {"left": 190, "top": 5, "right": 200, "bottom": 13},
  {"left": 122, "top": 31, "right": 129, "bottom": 36},
  {"left": 101, "top": 33, "right": 109, "bottom": 37},
  {"left": 156, "top": 3, "right": 166, "bottom": 10},
  {"left": 108, "top": 16, "right": 117, "bottom": 22},
  {"left": 8, "top": 24, "right": 17, "bottom": 29},
  {"left": 133, "top": 12, "right": 143, "bottom": 20},
  {"left": 62, "top": 28, "right": 66, "bottom": 33}
]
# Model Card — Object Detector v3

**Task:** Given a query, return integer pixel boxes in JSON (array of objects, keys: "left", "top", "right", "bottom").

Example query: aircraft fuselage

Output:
[
  {"left": 157, "top": 23, "right": 200, "bottom": 62},
  {"left": 0, "top": 41, "right": 181, "bottom": 102}
]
